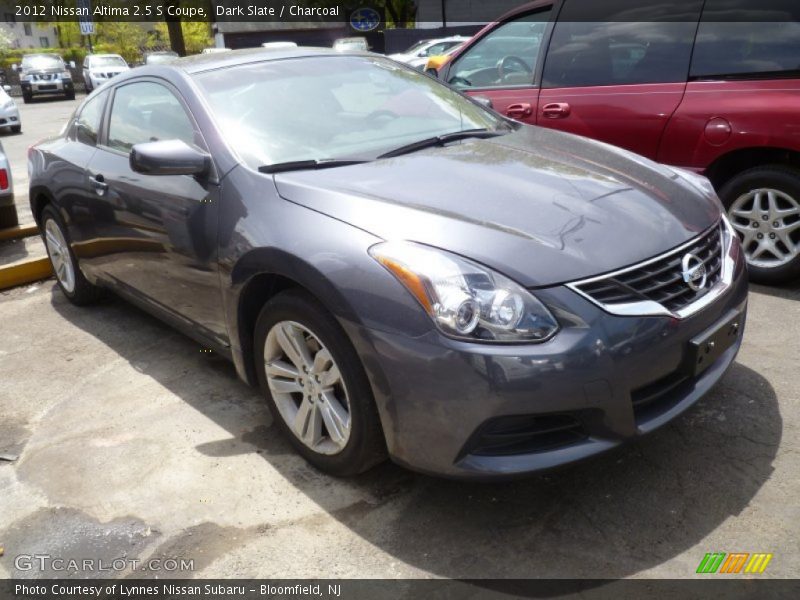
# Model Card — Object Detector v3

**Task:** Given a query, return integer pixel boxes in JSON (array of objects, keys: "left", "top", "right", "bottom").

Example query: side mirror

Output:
[
  {"left": 69, "top": 60, "right": 76, "bottom": 69},
  {"left": 473, "top": 96, "right": 494, "bottom": 110},
  {"left": 11, "top": 64, "right": 18, "bottom": 72},
  {"left": 130, "top": 140, "right": 210, "bottom": 176},
  {"left": 2, "top": 85, "right": 10, "bottom": 92}
]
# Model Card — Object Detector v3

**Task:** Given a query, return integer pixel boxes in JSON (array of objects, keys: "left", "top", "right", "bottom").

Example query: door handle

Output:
[
  {"left": 505, "top": 103, "right": 533, "bottom": 120},
  {"left": 89, "top": 174, "right": 108, "bottom": 196},
  {"left": 542, "top": 102, "right": 571, "bottom": 119}
]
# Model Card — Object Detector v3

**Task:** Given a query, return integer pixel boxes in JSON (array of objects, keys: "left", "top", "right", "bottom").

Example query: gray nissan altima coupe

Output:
[{"left": 29, "top": 48, "right": 748, "bottom": 479}]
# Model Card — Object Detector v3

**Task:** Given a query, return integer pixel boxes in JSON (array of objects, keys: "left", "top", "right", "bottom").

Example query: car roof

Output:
[{"left": 173, "top": 47, "right": 363, "bottom": 74}]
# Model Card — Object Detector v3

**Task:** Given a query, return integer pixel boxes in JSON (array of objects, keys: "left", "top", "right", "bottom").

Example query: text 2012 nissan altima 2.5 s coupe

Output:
[{"left": 29, "top": 48, "right": 748, "bottom": 479}]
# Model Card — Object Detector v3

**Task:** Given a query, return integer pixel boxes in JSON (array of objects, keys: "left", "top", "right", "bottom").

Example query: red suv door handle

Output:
[
  {"left": 542, "top": 102, "right": 571, "bottom": 118},
  {"left": 505, "top": 103, "right": 533, "bottom": 119}
]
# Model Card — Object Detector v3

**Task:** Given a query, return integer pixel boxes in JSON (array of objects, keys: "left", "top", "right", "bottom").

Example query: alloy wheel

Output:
[
  {"left": 44, "top": 218, "right": 76, "bottom": 293},
  {"left": 263, "top": 320, "right": 352, "bottom": 455},
  {"left": 728, "top": 188, "right": 800, "bottom": 268}
]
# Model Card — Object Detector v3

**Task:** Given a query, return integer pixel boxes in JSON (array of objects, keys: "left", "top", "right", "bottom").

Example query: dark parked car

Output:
[
  {"left": 14, "top": 53, "right": 75, "bottom": 103},
  {"left": 440, "top": 0, "right": 800, "bottom": 283},
  {"left": 29, "top": 48, "right": 747, "bottom": 479}
]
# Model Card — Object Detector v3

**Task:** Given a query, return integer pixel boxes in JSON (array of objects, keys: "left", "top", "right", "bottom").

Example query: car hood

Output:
[{"left": 273, "top": 126, "right": 721, "bottom": 287}]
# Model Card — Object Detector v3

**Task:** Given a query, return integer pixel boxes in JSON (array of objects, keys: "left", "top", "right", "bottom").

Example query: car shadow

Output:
[
  {"left": 49, "top": 286, "right": 782, "bottom": 582},
  {"left": 750, "top": 279, "right": 800, "bottom": 302}
]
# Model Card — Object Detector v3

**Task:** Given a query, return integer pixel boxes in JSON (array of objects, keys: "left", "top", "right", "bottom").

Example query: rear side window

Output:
[
  {"left": 542, "top": 0, "right": 703, "bottom": 88},
  {"left": 691, "top": 0, "right": 800, "bottom": 79},
  {"left": 107, "top": 81, "right": 195, "bottom": 154},
  {"left": 75, "top": 90, "right": 108, "bottom": 146}
]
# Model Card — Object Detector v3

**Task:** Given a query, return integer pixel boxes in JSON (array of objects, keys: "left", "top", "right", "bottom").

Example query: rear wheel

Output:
[
  {"left": 41, "top": 205, "right": 103, "bottom": 305},
  {"left": 254, "top": 290, "right": 385, "bottom": 476},
  {"left": 720, "top": 165, "right": 800, "bottom": 284}
]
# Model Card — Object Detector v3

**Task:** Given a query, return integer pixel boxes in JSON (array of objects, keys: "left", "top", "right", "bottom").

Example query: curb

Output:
[
  {"left": 0, "top": 256, "right": 52, "bottom": 290},
  {"left": 0, "top": 224, "right": 39, "bottom": 242}
]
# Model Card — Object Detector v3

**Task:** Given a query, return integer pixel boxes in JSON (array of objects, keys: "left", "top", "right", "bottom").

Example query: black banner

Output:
[{"left": 1, "top": 580, "right": 800, "bottom": 600}]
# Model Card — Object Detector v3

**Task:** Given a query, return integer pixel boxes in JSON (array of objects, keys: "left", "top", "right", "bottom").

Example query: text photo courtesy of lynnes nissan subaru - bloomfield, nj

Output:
[{"left": 1, "top": 0, "right": 799, "bottom": 598}]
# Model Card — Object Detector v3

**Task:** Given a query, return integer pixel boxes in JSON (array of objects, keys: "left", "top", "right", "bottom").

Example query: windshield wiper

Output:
[
  {"left": 258, "top": 158, "right": 369, "bottom": 174},
  {"left": 377, "top": 128, "right": 507, "bottom": 159}
]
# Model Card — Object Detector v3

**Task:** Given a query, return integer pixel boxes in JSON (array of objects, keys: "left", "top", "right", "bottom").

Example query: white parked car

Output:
[
  {"left": 262, "top": 42, "right": 298, "bottom": 50},
  {"left": 83, "top": 54, "right": 129, "bottom": 91},
  {"left": 333, "top": 37, "right": 369, "bottom": 52},
  {"left": 388, "top": 36, "right": 470, "bottom": 68},
  {"left": 0, "top": 85, "right": 20, "bottom": 134}
]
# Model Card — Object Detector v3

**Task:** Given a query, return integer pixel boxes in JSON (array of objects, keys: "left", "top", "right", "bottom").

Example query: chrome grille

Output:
[{"left": 573, "top": 223, "right": 723, "bottom": 315}]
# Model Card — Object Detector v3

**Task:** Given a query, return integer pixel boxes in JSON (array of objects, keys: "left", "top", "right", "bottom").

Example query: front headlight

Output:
[
  {"left": 60, "top": 71, "right": 71, "bottom": 79},
  {"left": 369, "top": 241, "right": 559, "bottom": 343}
]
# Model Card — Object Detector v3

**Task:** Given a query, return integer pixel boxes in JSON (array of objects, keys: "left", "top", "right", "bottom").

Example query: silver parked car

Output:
[{"left": 0, "top": 140, "right": 15, "bottom": 228}]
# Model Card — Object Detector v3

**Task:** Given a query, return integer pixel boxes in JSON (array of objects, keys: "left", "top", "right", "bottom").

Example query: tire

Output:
[
  {"left": 22, "top": 92, "right": 31, "bottom": 104},
  {"left": 719, "top": 165, "right": 800, "bottom": 284},
  {"left": 10, "top": 125, "right": 20, "bottom": 134},
  {"left": 41, "top": 205, "right": 104, "bottom": 305},
  {"left": 65, "top": 90, "right": 75, "bottom": 101},
  {"left": 254, "top": 289, "right": 386, "bottom": 476}
]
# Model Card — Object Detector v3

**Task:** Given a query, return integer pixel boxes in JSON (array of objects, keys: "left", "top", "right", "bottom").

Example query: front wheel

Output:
[
  {"left": 254, "top": 290, "right": 385, "bottom": 476},
  {"left": 41, "top": 205, "right": 103, "bottom": 305},
  {"left": 720, "top": 165, "right": 800, "bottom": 284},
  {"left": 10, "top": 125, "right": 20, "bottom": 134}
]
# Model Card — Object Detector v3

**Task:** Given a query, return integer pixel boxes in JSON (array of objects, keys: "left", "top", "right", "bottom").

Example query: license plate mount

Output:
[{"left": 687, "top": 311, "right": 742, "bottom": 377}]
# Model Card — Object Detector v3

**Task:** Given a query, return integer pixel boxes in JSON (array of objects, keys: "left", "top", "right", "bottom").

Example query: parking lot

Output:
[{"left": 1, "top": 93, "right": 800, "bottom": 581}]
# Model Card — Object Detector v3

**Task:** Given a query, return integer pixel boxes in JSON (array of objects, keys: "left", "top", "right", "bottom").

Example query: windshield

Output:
[
  {"left": 194, "top": 56, "right": 509, "bottom": 169},
  {"left": 403, "top": 40, "right": 432, "bottom": 54},
  {"left": 22, "top": 55, "right": 63, "bottom": 70},
  {"left": 90, "top": 56, "right": 127, "bottom": 68}
]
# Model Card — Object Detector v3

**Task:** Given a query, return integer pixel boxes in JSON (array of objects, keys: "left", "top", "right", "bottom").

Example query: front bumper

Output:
[
  {"left": 0, "top": 106, "right": 19, "bottom": 127},
  {"left": 22, "top": 78, "right": 73, "bottom": 96},
  {"left": 359, "top": 255, "right": 748, "bottom": 480}
]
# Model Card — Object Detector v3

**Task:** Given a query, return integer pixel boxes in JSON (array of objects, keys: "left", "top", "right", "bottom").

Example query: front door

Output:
[
  {"left": 84, "top": 79, "right": 227, "bottom": 345},
  {"left": 445, "top": 6, "right": 555, "bottom": 124}
]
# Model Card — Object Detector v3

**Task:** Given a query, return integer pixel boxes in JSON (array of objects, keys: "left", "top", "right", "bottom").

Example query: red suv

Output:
[{"left": 440, "top": 0, "right": 800, "bottom": 283}]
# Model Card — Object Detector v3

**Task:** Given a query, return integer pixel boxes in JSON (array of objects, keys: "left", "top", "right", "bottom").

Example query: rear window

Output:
[
  {"left": 542, "top": 0, "right": 703, "bottom": 88},
  {"left": 690, "top": 0, "right": 800, "bottom": 79}
]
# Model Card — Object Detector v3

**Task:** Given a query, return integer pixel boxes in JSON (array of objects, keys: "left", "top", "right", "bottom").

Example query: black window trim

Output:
[
  {"left": 441, "top": 0, "right": 564, "bottom": 92},
  {"left": 98, "top": 76, "right": 219, "bottom": 182}
]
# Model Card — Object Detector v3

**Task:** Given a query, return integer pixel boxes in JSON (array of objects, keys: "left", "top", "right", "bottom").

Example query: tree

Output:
[
  {"left": 155, "top": 22, "right": 212, "bottom": 55},
  {"left": 383, "top": 0, "right": 418, "bottom": 27}
]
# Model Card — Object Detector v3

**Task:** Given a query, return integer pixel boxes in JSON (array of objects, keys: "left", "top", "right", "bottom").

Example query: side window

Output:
[
  {"left": 691, "top": 0, "right": 800, "bottom": 79},
  {"left": 542, "top": 0, "right": 703, "bottom": 88},
  {"left": 448, "top": 11, "right": 552, "bottom": 89},
  {"left": 107, "top": 82, "right": 195, "bottom": 154},
  {"left": 423, "top": 41, "right": 455, "bottom": 57},
  {"left": 75, "top": 90, "right": 108, "bottom": 146}
]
